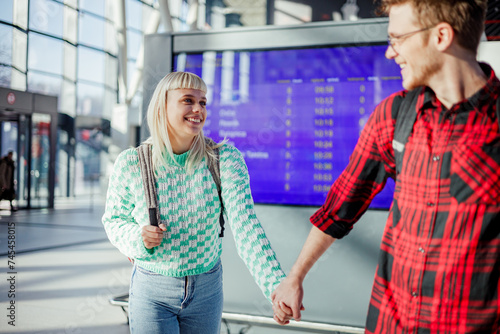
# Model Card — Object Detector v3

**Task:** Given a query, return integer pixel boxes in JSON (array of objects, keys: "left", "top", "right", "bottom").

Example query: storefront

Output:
[{"left": 0, "top": 87, "right": 57, "bottom": 209}]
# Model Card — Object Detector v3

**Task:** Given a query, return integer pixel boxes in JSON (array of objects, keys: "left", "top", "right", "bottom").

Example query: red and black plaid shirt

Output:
[{"left": 311, "top": 63, "right": 500, "bottom": 333}]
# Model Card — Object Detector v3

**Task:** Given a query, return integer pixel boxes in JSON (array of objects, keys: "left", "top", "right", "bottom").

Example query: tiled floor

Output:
[
  {"left": 0, "top": 197, "right": 131, "bottom": 333},
  {"left": 0, "top": 195, "right": 375, "bottom": 333}
]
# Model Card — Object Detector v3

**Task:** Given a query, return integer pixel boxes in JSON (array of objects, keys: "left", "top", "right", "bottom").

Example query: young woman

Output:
[{"left": 102, "top": 71, "right": 286, "bottom": 333}]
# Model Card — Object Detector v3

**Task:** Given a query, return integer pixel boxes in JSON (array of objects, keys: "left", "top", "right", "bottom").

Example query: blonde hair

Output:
[{"left": 144, "top": 71, "right": 224, "bottom": 172}]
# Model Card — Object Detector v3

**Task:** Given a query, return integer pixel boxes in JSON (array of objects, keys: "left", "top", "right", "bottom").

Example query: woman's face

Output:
[{"left": 166, "top": 88, "right": 207, "bottom": 145}]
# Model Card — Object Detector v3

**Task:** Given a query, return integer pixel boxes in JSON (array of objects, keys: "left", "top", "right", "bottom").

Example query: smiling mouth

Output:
[{"left": 186, "top": 117, "right": 202, "bottom": 123}]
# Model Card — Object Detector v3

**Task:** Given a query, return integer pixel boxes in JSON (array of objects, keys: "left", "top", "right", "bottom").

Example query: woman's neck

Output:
[{"left": 170, "top": 136, "right": 193, "bottom": 154}]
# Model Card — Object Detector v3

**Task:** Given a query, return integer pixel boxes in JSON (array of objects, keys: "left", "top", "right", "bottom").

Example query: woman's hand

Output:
[{"left": 141, "top": 223, "right": 167, "bottom": 249}]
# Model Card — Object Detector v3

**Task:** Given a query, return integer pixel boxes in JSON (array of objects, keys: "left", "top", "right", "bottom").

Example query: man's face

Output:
[{"left": 385, "top": 3, "right": 440, "bottom": 90}]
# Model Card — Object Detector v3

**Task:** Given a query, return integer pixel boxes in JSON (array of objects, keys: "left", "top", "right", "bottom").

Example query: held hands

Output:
[
  {"left": 271, "top": 275, "right": 305, "bottom": 325},
  {"left": 141, "top": 223, "right": 167, "bottom": 249}
]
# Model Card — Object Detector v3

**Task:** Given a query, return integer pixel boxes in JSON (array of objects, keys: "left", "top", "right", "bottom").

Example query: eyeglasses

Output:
[{"left": 387, "top": 26, "right": 435, "bottom": 51}]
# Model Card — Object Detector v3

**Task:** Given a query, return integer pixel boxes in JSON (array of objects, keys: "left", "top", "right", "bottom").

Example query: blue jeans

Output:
[{"left": 128, "top": 259, "right": 223, "bottom": 334}]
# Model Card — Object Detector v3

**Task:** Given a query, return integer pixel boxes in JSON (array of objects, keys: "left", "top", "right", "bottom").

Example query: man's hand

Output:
[
  {"left": 141, "top": 223, "right": 167, "bottom": 249},
  {"left": 270, "top": 226, "right": 336, "bottom": 325},
  {"left": 271, "top": 276, "right": 305, "bottom": 324}
]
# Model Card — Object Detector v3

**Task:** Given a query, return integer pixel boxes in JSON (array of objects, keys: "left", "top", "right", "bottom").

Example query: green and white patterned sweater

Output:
[{"left": 102, "top": 143, "right": 285, "bottom": 301}]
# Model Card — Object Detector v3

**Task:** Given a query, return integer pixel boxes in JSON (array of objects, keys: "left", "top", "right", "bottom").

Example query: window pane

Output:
[
  {"left": 0, "top": 65, "right": 12, "bottom": 88},
  {"left": 29, "top": 0, "right": 64, "bottom": 38},
  {"left": 28, "top": 32, "right": 63, "bottom": 75},
  {"left": 127, "top": 59, "right": 135, "bottom": 87},
  {"left": 127, "top": 29, "right": 142, "bottom": 61},
  {"left": 61, "top": 79, "right": 76, "bottom": 116},
  {"left": 77, "top": 47, "right": 105, "bottom": 84},
  {"left": 79, "top": 0, "right": 105, "bottom": 17},
  {"left": 0, "top": 24, "right": 13, "bottom": 65},
  {"left": 103, "top": 88, "right": 117, "bottom": 119},
  {"left": 0, "top": 0, "right": 13, "bottom": 23},
  {"left": 105, "top": 54, "right": 117, "bottom": 89},
  {"left": 104, "top": 20, "right": 117, "bottom": 55},
  {"left": 77, "top": 82, "right": 104, "bottom": 116},
  {"left": 28, "top": 71, "right": 62, "bottom": 96},
  {"left": 79, "top": 12, "right": 105, "bottom": 49},
  {"left": 126, "top": 0, "right": 142, "bottom": 31},
  {"left": 63, "top": 6, "right": 78, "bottom": 44}
]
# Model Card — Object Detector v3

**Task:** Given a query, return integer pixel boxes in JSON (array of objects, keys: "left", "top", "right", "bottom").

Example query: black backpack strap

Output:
[
  {"left": 204, "top": 137, "right": 225, "bottom": 237},
  {"left": 392, "top": 89, "right": 421, "bottom": 176},
  {"left": 136, "top": 144, "right": 160, "bottom": 227},
  {"left": 497, "top": 95, "right": 500, "bottom": 126}
]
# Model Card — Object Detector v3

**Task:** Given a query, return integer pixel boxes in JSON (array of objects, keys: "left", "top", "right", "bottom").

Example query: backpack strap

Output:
[
  {"left": 392, "top": 89, "right": 421, "bottom": 176},
  {"left": 136, "top": 144, "right": 160, "bottom": 227},
  {"left": 204, "top": 137, "right": 225, "bottom": 237},
  {"left": 497, "top": 95, "right": 500, "bottom": 126}
]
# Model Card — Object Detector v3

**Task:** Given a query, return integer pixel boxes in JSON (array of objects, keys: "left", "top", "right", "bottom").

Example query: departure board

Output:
[{"left": 174, "top": 45, "right": 402, "bottom": 208}]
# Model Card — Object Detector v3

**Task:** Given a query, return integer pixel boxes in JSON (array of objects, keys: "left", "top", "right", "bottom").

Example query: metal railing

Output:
[{"left": 109, "top": 294, "right": 365, "bottom": 333}]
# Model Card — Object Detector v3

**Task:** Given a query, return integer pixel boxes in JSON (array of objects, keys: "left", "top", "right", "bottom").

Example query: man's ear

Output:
[{"left": 433, "top": 22, "right": 454, "bottom": 52}]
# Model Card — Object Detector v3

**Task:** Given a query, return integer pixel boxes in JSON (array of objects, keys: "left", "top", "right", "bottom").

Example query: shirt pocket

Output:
[{"left": 450, "top": 143, "right": 500, "bottom": 205}]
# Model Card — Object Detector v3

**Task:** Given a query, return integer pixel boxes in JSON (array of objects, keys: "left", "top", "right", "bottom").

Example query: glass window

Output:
[
  {"left": 11, "top": 68, "right": 26, "bottom": 91},
  {"left": 103, "top": 88, "right": 117, "bottom": 119},
  {"left": 104, "top": 54, "right": 117, "bottom": 89},
  {"left": 104, "top": 20, "right": 117, "bottom": 55},
  {"left": 29, "top": 0, "right": 64, "bottom": 38},
  {"left": 75, "top": 129, "right": 102, "bottom": 196},
  {"left": 78, "top": 12, "right": 105, "bottom": 49},
  {"left": 127, "top": 29, "right": 142, "bottom": 61},
  {"left": 12, "top": 29, "right": 27, "bottom": 72},
  {"left": 126, "top": 0, "right": 143, "bottom": 31},
  {"left": 0, "top": 0, "right": 14, "bottom": 23},
  {"left": 0, "top": 24, "right": 13, "bottom": 65},
  {"left": 77, "top": 47, "right": 105, "bottom": 84},
  {"left": 60, "top": 79, "right": 76, "bottom": 116},
  {"left": 63, "top": 42, "right": 77, "bottom": 81},
  {"left": 79, "top": 0, "right": 105, "bottom": 17},
  {"left": 63, "top": 6, "right": 78, "bottom": 44},
  {"left": 0, "top": 65, "right": 12, "bottom": 88},
  {"left": 142, "top": 5, "right": 155, "bottom": 31},
  {"left": 28, "top": 32, "right": 63, "bottom": 75},
  {"left": 127, "top": 59, "right": 136, "bottom": 87},
  {"left": 28, "top": 71, "right": 62, "bottom": 97},
  {"left": 77, "top": 81, "right": 104, "bottom": 116}
]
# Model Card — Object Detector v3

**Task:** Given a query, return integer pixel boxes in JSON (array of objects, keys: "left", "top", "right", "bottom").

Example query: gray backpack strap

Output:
[
  {"left": 204, "top": 137, "right": 225, "bottom": 237},
  {"left": 136, "top": 144, "right": 160, "bottom": 227},
  {"left": 392, "top": 89, "right": 421, "bottom": 176}
]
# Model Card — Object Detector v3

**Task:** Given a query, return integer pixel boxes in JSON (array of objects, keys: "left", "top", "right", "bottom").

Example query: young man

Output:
[{"left": 272, "top": 0, "right": 500, "bottom": 332}]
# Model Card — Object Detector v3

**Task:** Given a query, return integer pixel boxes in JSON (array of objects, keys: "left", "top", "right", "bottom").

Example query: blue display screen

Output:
[{"left": 174, "top": 45, "right": 402, "bottom": 208}]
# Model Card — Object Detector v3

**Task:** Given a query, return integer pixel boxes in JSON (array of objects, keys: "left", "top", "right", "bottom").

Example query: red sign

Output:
[{"left": 7, "top": 92, "right": 15, "bottom": 105}]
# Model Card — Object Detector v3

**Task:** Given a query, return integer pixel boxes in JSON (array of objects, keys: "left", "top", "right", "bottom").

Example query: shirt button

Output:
[
  {"left": 432, "top": 155, "right": 440, "bottom": 162},
  {"left": 427, "top": 202, "right": 434, "bottom": 207},
  {"left": 418, "top": 247, "right": 425, "bottom": 253},
  {"left": 412, "top": 291, "right": 418, "bottom": 297}
]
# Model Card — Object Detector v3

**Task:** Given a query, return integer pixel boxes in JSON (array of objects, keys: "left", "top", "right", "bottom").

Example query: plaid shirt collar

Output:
[{"left": 416, "top": 62, "right": 499, "bottom": 116}]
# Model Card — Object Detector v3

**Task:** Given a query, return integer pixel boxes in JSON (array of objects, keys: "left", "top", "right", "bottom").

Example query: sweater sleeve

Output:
[
  {"left": 102, "top": 149, "right": 155, "bottom": 260},
  {"left": 220, "top": 145, "right": 286, "bottom": 302}
]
